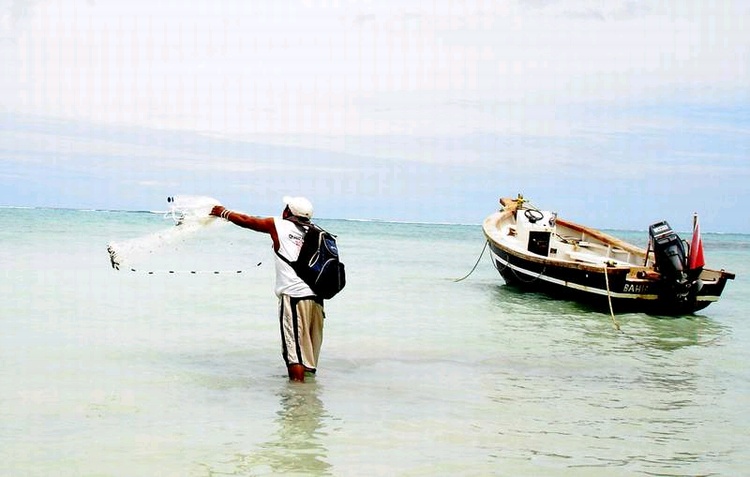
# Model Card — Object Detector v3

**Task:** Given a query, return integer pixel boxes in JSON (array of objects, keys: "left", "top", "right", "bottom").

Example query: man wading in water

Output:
[{"left": 211, "top": 196, "right": 324, "bottom": 382}]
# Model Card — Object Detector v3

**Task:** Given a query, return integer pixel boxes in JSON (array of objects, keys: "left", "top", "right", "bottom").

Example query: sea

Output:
[{"left": 1, "top": 206, "right": 748, "bottom": 477}]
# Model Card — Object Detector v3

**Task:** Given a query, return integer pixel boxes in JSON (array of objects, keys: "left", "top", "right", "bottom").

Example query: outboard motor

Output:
[
  {"left": 649, "top": 221, "right": 694, "bottom": 304},
  {"left": 649, "top": 221, "right": 687, "bottom": 281}
]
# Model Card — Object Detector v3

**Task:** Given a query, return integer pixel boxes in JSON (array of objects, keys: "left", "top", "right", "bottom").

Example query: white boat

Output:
[{"left": 482, "top": 195, "right": 735, "bottom": 315}]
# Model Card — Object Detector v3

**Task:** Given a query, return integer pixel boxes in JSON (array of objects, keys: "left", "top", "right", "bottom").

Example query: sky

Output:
[{"left": 0, "top": 0, "right": 749, "bottom": 233}]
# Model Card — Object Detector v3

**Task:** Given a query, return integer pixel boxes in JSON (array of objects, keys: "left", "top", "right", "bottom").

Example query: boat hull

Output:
[
  {"left": 486, "top": 231, "right": 732, "bottom": 316},
  {"left": 490, "top": 243, "right": 726, "bottom": 315}
]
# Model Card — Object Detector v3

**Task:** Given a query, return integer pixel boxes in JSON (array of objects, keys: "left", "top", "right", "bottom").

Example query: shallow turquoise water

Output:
[{"left": 1, "top": 208, "right": 747, "bottom": 476}]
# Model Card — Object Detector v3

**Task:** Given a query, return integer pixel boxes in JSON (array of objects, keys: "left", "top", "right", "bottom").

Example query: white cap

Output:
[{"left": 283, "top": 196, "right": 314, "bottom": 220}]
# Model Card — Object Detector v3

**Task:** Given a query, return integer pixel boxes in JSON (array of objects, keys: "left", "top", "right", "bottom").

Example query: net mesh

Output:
[{"left": 107, "top": 196, "right": 223, "bottom": 270}]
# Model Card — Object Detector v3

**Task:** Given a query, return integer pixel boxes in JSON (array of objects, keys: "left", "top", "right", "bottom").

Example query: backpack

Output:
[{"left": 278, "top": 223, "right": 346, "bottom": 299}]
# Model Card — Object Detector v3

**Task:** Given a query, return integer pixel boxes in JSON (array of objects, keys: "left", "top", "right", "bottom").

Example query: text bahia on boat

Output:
[{"left": 482, "top": 195, "right": 735, "bottom": 315}]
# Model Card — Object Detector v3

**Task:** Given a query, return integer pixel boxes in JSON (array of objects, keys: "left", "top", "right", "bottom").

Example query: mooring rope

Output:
[
  {"left": 454, "top": 240, "right": 489, "bottom": 282},
  {"left": 602, "top": 263, "right": 621, "bottom": 331},
  {"left": 510, "top": 264, "right": 547, "bottom": 284},
  {"left": 455, "top": 232, "right": 625, "bottom": 332}
]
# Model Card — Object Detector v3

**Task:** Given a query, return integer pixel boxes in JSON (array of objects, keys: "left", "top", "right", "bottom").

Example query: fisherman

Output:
[{"left": 210, "top": 196, "right": 324, "bottom": 382}]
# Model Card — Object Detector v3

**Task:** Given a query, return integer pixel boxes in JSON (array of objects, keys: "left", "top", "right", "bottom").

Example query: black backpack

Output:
[{"left": 278, "top": 223, "right": 346, "bottom": 300}]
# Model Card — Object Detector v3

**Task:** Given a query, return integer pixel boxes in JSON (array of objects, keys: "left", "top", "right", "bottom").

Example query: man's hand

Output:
[{"left": 210, "top": 205, "right": 226, "bottom": 217}]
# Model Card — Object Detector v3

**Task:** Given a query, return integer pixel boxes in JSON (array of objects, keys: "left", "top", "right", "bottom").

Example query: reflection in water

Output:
[
  {"left": 488, "top": 283, "right": 728, "bottom": 351},
  {"left": 234, "top": 381, "right": 332, "bottom": 476},
  {"left": 629, "top": 313, "right": 727, "bottom": 351},
  {"left": 482, "top": 280, "right": 734, "bottom": 474}
]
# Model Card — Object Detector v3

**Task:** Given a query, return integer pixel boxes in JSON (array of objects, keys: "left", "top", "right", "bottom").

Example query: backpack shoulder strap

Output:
[
  {"left": 275, "top": 249, "right": 293, "bottom": 266},
  {"left": 274, "top": 219, "right": 314, "bottom": 266}
]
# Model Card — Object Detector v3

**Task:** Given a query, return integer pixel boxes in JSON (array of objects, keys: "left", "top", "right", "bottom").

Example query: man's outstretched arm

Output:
[{"left": 211, "top": 205, "right": 280, "bottom": 250}]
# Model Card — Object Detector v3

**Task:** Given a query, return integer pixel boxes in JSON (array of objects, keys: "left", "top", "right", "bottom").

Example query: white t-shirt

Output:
[{"left": 273, "top": 217, "right": 315, "bottom": 297}]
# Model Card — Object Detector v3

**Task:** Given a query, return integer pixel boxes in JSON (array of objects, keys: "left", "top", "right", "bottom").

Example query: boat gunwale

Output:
[{"left": 482, "top": 209, "right": 734, "bottom": 280}]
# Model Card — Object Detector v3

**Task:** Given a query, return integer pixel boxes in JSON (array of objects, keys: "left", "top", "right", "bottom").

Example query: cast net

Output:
[{"left": 107, "top": 195, "right": 224, "bottom": 271}]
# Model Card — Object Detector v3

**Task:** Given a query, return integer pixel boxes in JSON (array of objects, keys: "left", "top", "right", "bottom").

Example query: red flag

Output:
[{"left": 688, "top": 213, "right": 705, "bottom": 270}]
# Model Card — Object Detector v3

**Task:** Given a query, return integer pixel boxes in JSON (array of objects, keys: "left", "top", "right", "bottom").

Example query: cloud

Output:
[
  {"left": 0, "top": 1, "right": 748, "bottom": 231},
  {"left": 1, "top": 0, "right": 746, "bottom": 141}
]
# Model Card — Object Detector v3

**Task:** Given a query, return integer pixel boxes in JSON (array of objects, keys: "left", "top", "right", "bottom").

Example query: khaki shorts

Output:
[{"left": 278, "top": 295, "right": 325, "bottom": 372}]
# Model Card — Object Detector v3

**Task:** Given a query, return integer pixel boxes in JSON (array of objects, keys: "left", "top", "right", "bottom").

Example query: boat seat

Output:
[{"left": 567, "top": 250, "right": 626, "bottom": 266}]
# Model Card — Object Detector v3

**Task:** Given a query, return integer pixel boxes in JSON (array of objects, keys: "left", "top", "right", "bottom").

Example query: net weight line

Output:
[{"left": 120, "top": 262, "right": 263, "bottom": 274}]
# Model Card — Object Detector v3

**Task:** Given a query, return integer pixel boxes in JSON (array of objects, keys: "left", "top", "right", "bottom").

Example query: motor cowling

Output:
[
  {"left": 649, "top": 221, "right": 698, "bottom": 305},
  {"left": 649, "top": 221, "right": 687, "bottom": 280}
]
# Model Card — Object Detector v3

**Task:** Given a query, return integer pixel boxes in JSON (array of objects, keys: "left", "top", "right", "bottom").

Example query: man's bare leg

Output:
[{"left": 288, "top": 363, "right": 306, "bottom": 382}]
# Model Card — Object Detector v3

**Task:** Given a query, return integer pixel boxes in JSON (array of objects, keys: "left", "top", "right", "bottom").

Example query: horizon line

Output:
[{"left": 1, "top": 205, "right": 747, "bottom": 236}]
